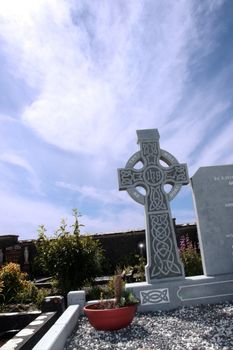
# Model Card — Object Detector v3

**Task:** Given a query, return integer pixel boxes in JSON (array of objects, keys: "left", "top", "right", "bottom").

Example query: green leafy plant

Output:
[
  {"left": 121, "top": 255, "right": 146, "bottom": 283},
  {"left": 179, "top": 235, "right": 203, "bottom": 276},
  {"left": 0, "top": 280, "right": 3, "bottom": 293},
  {"left": 0, "top": 262, "right": 46, "bottom": 308},
  {"left": 34, "top": 209, "right": 104, "bottom": 295},
  {"left": 0, "top": 262, "right": 28, "bottom": 304},
  {"left": 93, "top": 274, "right": 139, "bottom": 309},
  {"left": 120, "top": 289, "right": 139, "bottom": 307}
]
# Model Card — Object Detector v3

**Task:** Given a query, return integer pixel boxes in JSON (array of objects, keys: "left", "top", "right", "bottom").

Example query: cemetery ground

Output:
[
  {"left": 0, "top": 233, "right": 203, "bottom": 348},
  {"left": 65, "top": 301, "right": 233, "bottom": 350},
  {"left": 0, "top": 231, "right": 231, "bottom": 350},
  {"left": 0, "top": 242, "right": 230, "bottom": 350},
  {"left": 1, "top": 128, "right": 233, "bottom": 349},
  {"left": 1, "top": 260, "right": 233, "bottom": 350}
]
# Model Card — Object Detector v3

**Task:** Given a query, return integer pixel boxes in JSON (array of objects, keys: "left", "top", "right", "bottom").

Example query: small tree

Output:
[{"left": 34, "top": 210, "right": 104, "bottom": 295}]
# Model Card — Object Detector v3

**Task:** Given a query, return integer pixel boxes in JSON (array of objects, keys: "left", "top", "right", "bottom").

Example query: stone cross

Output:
[{"left": 118, "top": 129, "right": 189, "bottom": 283}]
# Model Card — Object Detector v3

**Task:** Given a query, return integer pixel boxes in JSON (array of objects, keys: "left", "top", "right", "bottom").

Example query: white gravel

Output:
[{"left": 64, "top": 302, "right": 233, "bottom": 350}]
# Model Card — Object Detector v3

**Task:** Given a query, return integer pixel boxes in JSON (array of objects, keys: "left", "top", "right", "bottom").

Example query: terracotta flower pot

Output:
[{"left": 83, "top": 303, "right": 137, "bottom": 331}]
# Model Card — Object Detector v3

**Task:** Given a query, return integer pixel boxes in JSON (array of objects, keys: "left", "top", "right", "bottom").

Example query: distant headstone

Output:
[
  {"left": 118, "top": 129, "right": 189, "bottom": 282},
  {"left": 191, "top": 165, "right": 233, "bottom": 276}
]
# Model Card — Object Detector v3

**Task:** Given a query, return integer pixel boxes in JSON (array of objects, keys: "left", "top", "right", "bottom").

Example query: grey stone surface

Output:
[
  {"left": 191, "top": 165, "right": 233, "bottom": 276},
  {"left": 117, "top": 129, "right": 233, "bottom": 312},
  {"left": 126, "top": 273, "right": 233, "bottom": 312},
  {"left": 118, "top": 129, "right": 189, "bottom": 282},
  {"left": 67, "top": 291, "right": 86, "bottom": 314}
]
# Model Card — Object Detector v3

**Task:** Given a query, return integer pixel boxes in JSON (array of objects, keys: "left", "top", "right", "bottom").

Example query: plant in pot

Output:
[{"left": 83, "top": 275, "right": 139, "bottom": 331}]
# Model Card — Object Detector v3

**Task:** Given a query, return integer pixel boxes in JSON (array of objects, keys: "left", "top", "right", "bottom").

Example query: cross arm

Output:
[
  {"left": 164, "top": 164, "right": 189, "bottom": 185},
  {"left": 118, "top": 168, "right": 144, "bottom": 190}
]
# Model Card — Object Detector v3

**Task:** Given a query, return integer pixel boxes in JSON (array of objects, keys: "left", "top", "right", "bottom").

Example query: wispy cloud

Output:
[
  {"left": 1, "top": 1, "right": 225, "bottom": 160},
  {"left": 0, "top": 152, "right": 34, "bottom": 175},
  {"left": 82, "top": 206, "right": 145, "bottom": 234},
  {"left": 0, "top": 190, "right": 73, "bottom": 238},
  {"left": 0, "top": 151, "right": 42, "bottom": 194},
  {"left": 55, "top": 181, "right": 132, "bottom": 205},
  {"left": 0, "top": 1, "right": 232, "bottom": 238}
]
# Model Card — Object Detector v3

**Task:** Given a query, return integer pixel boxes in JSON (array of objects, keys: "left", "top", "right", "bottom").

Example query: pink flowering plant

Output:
[{"left": 179, "top": 235, "right": 203, "bottom": 276}]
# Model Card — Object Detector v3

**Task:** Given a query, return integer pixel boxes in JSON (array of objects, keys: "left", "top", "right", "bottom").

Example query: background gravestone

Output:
[{"left": 191, "top": 165, "right": 233, "bottom": 276}]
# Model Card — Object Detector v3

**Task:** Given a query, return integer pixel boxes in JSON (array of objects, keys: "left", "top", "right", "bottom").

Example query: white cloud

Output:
[
  {"left": 192, "top": 118, "right": 233, "bottom": 170},
  {"left": 0, "top": 183, "right": 196, "bottom": 238},
  {"left": 1, "top": 0, "right": 224, "bottom": 161},
  {"left": 161, "top": 99, "right": 231, "bottom": 171},
  {"left": 55, "top": 181, "right": 132, "bottom": 205},
  {"left": 0, "top": 114, "right": 16, "bottom": 123},
  {"left": 82, "top": 206, "right": 145, "bottom": 235},
  {"left": 0, "top": 188, "right": 144, "bottom": 238},
  {"left": 0, "top": 151, "right": 42, "bottom": 193},
  {"left": 0, "top": 190, "right": 73, "bottom": 239},
  {"left": 0, "top": 152, "right": 34, "bottom": 175},
  {"left": 0, "top": 0, "right": 231, "bottom": 239},
  {"left": 82, "top": 205, "right": 196, "bottom": 235}
]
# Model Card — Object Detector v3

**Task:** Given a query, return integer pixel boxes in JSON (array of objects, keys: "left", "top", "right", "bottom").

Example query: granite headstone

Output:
[{"left": 191, "top": 165, "right": 233, "bottom": 276}]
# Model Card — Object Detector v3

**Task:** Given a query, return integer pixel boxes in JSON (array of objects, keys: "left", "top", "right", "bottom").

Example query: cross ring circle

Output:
[{"left": 125, "top": 150, "right": 182, "bottom": 205}]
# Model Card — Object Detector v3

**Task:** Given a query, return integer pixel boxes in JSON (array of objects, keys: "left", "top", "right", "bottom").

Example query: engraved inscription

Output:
[
  {"left": 144, "top": 166, "right": 163, "bottom": 186},
  {"left": 214, "top": 175, "right": 233, "bottom": 181}
]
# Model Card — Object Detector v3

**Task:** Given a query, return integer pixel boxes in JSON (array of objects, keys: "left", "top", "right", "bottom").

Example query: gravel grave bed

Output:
[{"left": 64, "top": 302, "right": 233, "bottom": 350}]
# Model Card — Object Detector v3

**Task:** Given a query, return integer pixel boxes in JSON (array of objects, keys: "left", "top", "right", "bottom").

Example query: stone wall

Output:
[
  {"left": 0, "top": 221, "right": 198, "bottom": 276},
  {"left": 92, "top": 221, "right": 198, "bottom": 273}
]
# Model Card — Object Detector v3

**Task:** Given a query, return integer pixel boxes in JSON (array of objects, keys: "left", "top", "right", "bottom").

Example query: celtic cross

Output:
[{"left": 118, "top": 129, "right": 189, "bottom": 283}]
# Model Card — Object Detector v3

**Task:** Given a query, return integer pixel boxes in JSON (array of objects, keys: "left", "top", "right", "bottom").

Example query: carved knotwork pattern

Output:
[
  {"left": 119, "top": 169, "right": 143, "bottom": 187},
  {"left": 141, "top": 289, "right": 170, "bottom": 305},
  {"left": 166, "top": 165, "right": 187, "bottom": 183},
  {"left": 150, "top": 213, "right": 182, "bottom": 278},
  {"left": 142, "top": 142, "right": 158, "bottom": 165},
  {"left": 148, "top": 187, "right": 167, "bottom": 211}
]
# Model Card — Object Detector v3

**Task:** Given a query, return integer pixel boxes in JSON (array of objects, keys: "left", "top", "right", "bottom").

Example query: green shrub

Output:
[
  {"left": 34, "top": 209, "right": 104, "bottom": 295},
  {"left": 85, "top": 285, "right": 103, "bottom": 301},
  {"left": 0, "top": 262, "right": 46, "bottom": 307},
  {"left": 121, "top": 255, "right": 146, "bottom": 282},
  {"left": 179, "top": 235, "right": 203, "bottom": 276},
  {"left": 0, "top": 263, "right": 27, "bottom": 303}
]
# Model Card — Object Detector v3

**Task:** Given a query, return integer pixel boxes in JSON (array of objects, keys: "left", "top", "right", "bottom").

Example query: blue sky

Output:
[{"left": 0, "top": 0, "right": 233, "bottom": 240}]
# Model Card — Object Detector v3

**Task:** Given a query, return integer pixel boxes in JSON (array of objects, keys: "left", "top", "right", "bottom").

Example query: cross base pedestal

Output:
[{"left": 126, "top": 274, "right": 233, "bottom": 312}]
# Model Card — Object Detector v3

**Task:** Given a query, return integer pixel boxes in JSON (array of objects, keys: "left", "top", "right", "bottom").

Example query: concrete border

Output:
[{"left": 32, "top": 305, "right": 80, "bottom": 350}]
